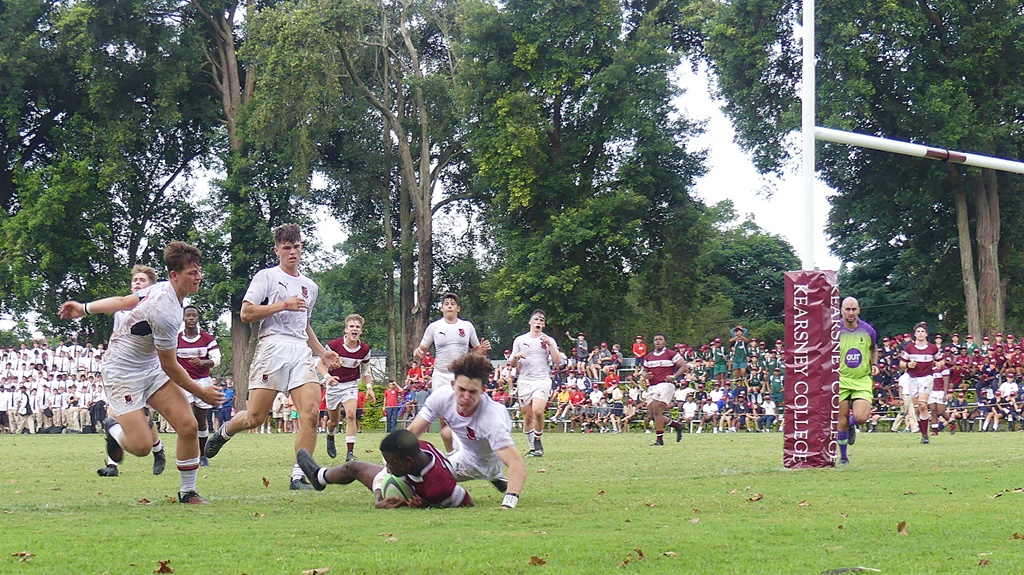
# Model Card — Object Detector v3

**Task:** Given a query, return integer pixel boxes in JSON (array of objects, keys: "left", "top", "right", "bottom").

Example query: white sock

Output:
[
  {"left": 106, "top": 457, "right": 119, "bottom": 466},
  {"left": 109, "top": 422, "right": 126, "bottom": 447},
  {"left": 152, "top": 439, "right": 164, "bottom": 453},
  {"left": 197, "top": 430, "right": 208, "bottom": 439},
  {"left": 316, "top": 468, "right": 328, "bottom": 487},
  {"left": 177, "top": 456, "right": 199, "bottom": 493},
  {"left": 345, "top": 436, "right": 356, "bottom": 446},
  {"left": 291, "top": 463, "right": 304, "bottom": 481}
]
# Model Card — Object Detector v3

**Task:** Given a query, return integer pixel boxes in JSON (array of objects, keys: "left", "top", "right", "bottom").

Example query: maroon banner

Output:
[{"left": 783, "top": 270, "right": 840, "bottom": 468}]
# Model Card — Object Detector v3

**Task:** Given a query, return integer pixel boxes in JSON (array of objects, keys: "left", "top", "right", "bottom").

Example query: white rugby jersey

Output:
[{"left": 243, "top": 266, "right": 318, "bottom": 340}]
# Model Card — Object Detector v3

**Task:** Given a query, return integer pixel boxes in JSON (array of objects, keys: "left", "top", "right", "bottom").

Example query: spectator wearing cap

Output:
[
  {"left": 584, "top": 345, "right": 603, "bottom": 380},
  {"left": 949, "top": 333, "right": 963, "bottom": 352},
  {"left": 565, "top": 331, "right": 589, "bottom": 368},
  {"left": 710, "top": 338, "right": 729, "bottom": 387},
  {"left": 948, "top": 391, "right": 970, "bottom": 432},
  {"left": 980, "top": 335, "right": 992, "bottom": 355},
  {"left": 632, "top": 336, "right": 647, "bottom": 372},
  {"left": 729, "top": 326, "right": 750, "bottom": 382},
  {"left": 964, "top": 334, "right": 977, "bottom": 354},
  {"left": 602, "top": 344, "right": 623, "bottom": 376}
]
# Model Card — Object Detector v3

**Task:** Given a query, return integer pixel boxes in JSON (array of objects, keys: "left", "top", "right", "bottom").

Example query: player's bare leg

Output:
[
  {"left": 192, "top": 404, "right": 210, "bottom": 467},
  {"left": 147, "top": 383, "right": 206, "bottom": 504},
  {"left": 296, "top": 448, "right": 382, "bottom": 491},
  {"left": 205, "top": 388, "right": 275, "bottom": 458},
  {"left": 325, "top": 406, "right": 342, "bottom": 458},
  {"left": 914, "top": 393, "right": 930, "bottom": 443},
  {"left": 342, "top": 397, "right": 359, "bottom": 461}
]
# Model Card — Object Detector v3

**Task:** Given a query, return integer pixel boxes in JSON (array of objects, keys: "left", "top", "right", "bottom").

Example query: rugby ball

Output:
[{"left": 378, "top": 472, "right": 412, "bottom": 500}]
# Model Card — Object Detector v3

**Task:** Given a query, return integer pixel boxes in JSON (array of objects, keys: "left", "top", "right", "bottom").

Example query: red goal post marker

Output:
[{"left": 783, "top": 270, "right": 840, "bottom": 469}]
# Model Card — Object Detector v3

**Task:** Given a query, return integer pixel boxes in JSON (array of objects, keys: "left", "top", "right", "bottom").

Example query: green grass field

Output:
[{"left": 2, "top": 429, "right": 1022, "bottom": 574}]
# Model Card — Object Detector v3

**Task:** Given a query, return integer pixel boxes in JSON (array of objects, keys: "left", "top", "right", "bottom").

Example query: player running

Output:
[
  {"left": 837, "top": 297, "right": 879, "bottom": 464},
  {"left": 640, "top": 334, "right": 686, "bottom": 446},
  {"left": 321, "top": 314, "right": 375, "bottom": 461},
  {"left": 59, "top": 242, "right": 224, "bottom": 504},
  {"left": 204, "top": 224, "right": 341, "bottom": 490},
  {"left": 899, "top": 322, "right": 943, "bottom": 445},
  {"left": 177, "top": 305, "right": 221, "bottom": 467},
  {"left": 509, "top": 309, "right": 563, "bottom": 457}
]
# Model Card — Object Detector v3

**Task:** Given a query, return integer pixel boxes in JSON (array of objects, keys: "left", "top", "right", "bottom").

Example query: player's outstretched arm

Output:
[
  {"left": 157, "top": 349, "right": 225, "bottom": 406},
  {"left": 406, "top": 415, "right": 430, "bottom": 436},
  {"left": 495, "top": 445, "right": 527, "bottom": 508},
  {"left": 59, "top": 294, "right": 140, "bottom": 319}
]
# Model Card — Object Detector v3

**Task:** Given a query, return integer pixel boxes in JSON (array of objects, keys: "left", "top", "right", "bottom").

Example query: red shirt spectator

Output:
[
  {"left": 421, "top": 353, "right": 435, "bottom": 369},
  {"left": 633, "top": 337, "right": 647, "bottom": 358},
  {"left": 384, "top": 385, "right": 400, "bottom": 408},
  {"left": 357, "top": 390, "right": 366, "bottom": 408},
  {"left": 604, "top": 372, "right": 620, "bottom": 389}
]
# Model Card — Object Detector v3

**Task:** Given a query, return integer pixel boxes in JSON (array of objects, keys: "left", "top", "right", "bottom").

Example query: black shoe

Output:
[
  {"left": 205, "top": 425, "right": 228, "bottom": 459},
  {"left": 650, "top": 441, "right": 664, "bottom": 446},
  {"left": 345, "top": 452, "right": 355, "bottom": 462},
  {"left": 178, "top": 490, "right": 210, "bottom": 504},
  {"left": 326, "top": 435, "right": 337, "bottom": 459},
  {"left": 676, "top": 424, "right": 684, "bottom": 443},
  {"left": 97, "top": 464, "right": 119, "bottom": 477},
  {"left": 290, "top": 477, "right": 315, "bottom": 491},
  {"left": 200, "top": 456, "right": 209, "bottom": 467},
  {"left": 921, "top": 435, "right": 929, "bottom": 444},
  {"left": 102, "top": 418, "right": 123, "bottom": 464},
  {"left": 295, "top": 449, "right": 326, "bottom": 491},
  {"left": 525, "top": 449, "right": 537, "bottom": 457},
  {"left": 491, "top": 478, "right": 508, "bottom": 493},
  {"left": 530, "top": 449, "right": 544, "bottom": 457},
  {"left": 152, "top": 449, "right": 166, "bottom": 476},
  {"left": 847, "top": 423, "right": 857, "bottom": 445},
  {"left": 839, "top": 457, "right": 850, "bottom": 465}
]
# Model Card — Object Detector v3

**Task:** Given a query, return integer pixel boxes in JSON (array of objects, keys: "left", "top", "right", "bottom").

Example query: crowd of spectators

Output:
[
  {"left": 6, "top": 328, "right": 1021, "bottom": 437},
  {"left": 0, "top": 340, "right": 235, "bottom": 435}
]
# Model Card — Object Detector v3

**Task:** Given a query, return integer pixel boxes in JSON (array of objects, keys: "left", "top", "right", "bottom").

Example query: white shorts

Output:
[
  {"left": 448, "top": 449, "right": 506, "bottom": 483},
  {"left": 928, "top": 390, "right": 946, "bottom": 405},
  {"left": 517, "top": 378, "right": 552, "bottom": 404},
  {"left": 432, "top": 370, "right": 454, "bottom": 391},
  {"left": 248, "top": 335, "right": 318, "bottom": 393},
  {"left": 907, "top": 376, "right": 934, "bottom": 397},
  {"left": 102, "top": 365, "right": 171, "bottom": 417},
  {"left": 646, "top": 382, "right": 675, "bottom": 405},
  {"left": 185, "top": 376, "right": 216, "bottom": 409},
  {"left": 325, "top": 380, "right": 358, "bottom": 411}
]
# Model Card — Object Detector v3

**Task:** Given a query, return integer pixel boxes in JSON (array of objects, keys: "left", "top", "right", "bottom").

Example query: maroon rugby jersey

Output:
[
  {"left": 644, "top": 348, "right": 682, "bottom": 384},
  {"left": 176, "top": 331, "right": 218, "bottom": 380},
  {"left": 901, "top": 342, "right": 942, "bottom": 378},
  {"left": 404, "top": 440, "right": 470, "bottom": 508},
  {"left": 326, "top": 338, "right": 371, "bottom": 384}
]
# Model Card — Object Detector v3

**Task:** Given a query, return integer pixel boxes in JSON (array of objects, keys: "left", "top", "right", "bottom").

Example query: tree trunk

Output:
[
  {"left": 192, "top": 0, "right": 258, "bottom": 408},
  {"left": 950, "top": 166, "right": 981, "bottom": 339},
  {"left": 974, "top": 169, "right": 1003, "bottom": 336}
]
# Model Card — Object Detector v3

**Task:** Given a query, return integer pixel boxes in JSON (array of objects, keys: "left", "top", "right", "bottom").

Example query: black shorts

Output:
[
  {"left": 319, "top": 410, "right": 327, "bottom": 419},
  {"left": 356, "top": 409, "right": 364, "bottom": 420}
]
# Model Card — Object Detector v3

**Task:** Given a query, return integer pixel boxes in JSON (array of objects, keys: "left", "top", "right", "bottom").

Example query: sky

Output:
[{"left": 313, "top": 63, "right": 843, "bottom": 272}]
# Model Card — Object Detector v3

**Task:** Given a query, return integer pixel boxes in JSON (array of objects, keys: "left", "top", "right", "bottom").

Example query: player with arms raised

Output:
[
  {"left": 509, "top": 309, "right": 563, "bottom": 457},
  {"left": 59, "top": 242, "right": 224, "bottom": 504},
  {"left": 320, "top": 314, "right": 375, "bottom": 461}
]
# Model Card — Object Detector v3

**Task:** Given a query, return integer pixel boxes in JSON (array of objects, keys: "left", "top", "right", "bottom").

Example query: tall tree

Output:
[
  {"left": 0, "top": 0, "right": 217, "bottom": 340},
  {"left": 461, "top": 0, "right": 707, "bottom": 339},
  {"left": 700, "top": 0, "right": 1024, "bottom": 337}
]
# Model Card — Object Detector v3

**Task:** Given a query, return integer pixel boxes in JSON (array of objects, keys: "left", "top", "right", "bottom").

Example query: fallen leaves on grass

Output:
[
  {"left": 820, "top": 568, "right": 881, "bottom": 574},
  {"left": 798, "top": 500, "right": 811, "bottom": 507},
  {"left": 137, "top": 498, "right": 152, "bottom": 505},
  {"left": 262, "top": 477, "right": 270, "bottom": 488},
  {"left": 51, "top": 487, "right": 61, "bottom": 491},
  {"left": 377, "top": 533, "right": 393, "bottom": 537},
  {"left": 624, "top": 518, "right": 630, "bottom": 523},
  {"left": 252, "top": 512, "right": 266, "bottom": 519},
  {"left": 2, "top": 510, "right": 13, "bottom": 514},
  {"left": 692, "top": 508, "right": 700, "bottom": 514},
  {"left": 13, "top": 490, "right": 22, "bottom": 495},
  {"left": 597, "top": 490, "right": 606, "bottom": 496},
  {"left": 619, "top": 548, "right": 645, "bottom": 567},
  {"left": 838, "top": 525, "right": 844, "bottom": 530},
  {"left": 301, "top": 568, "right": 330, "bottom": 575},
  {"left": 533, "top": 531, "right": 547, "bottom": 535},
  {"left": 903, "top": 491, "right": 916, "bottom": 495},
  {"left": 690, "top": 518, "right": 700, "bottom": 524},
  {"left": 978, "top": 559, "right": 990, "bottom": 566},
  {"left": 537, "top": 469, "right": 546, "bottom": 473},
  {"left": 154, "top": 560, "right": 174, "bottom": 573},
  {"left": 1011, "top": 533, "right": 1024, "bottom": 540},
  {"left": 897, "top": 521, "right": 909, "bottom": 536},
  {"left": 528, "top": 556, "right": 546, "bottom": 566},
  {"left": 644, "top": 503, "right": 655, "bottom": 507},
  {"left": 165, "top": 496, "right": 177, "bottom": 504},
  {"left": 11, "top": 551, "right": 34, "bottom": 562},
  {"left": 727, "top": 489, "right": 738, "bottom": 494},
  {"left": 747, "top": 493, "right": 763, "bottom": 502},
  {"left": 662, "top": 552, "right": 678, "bottom": 557}
]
